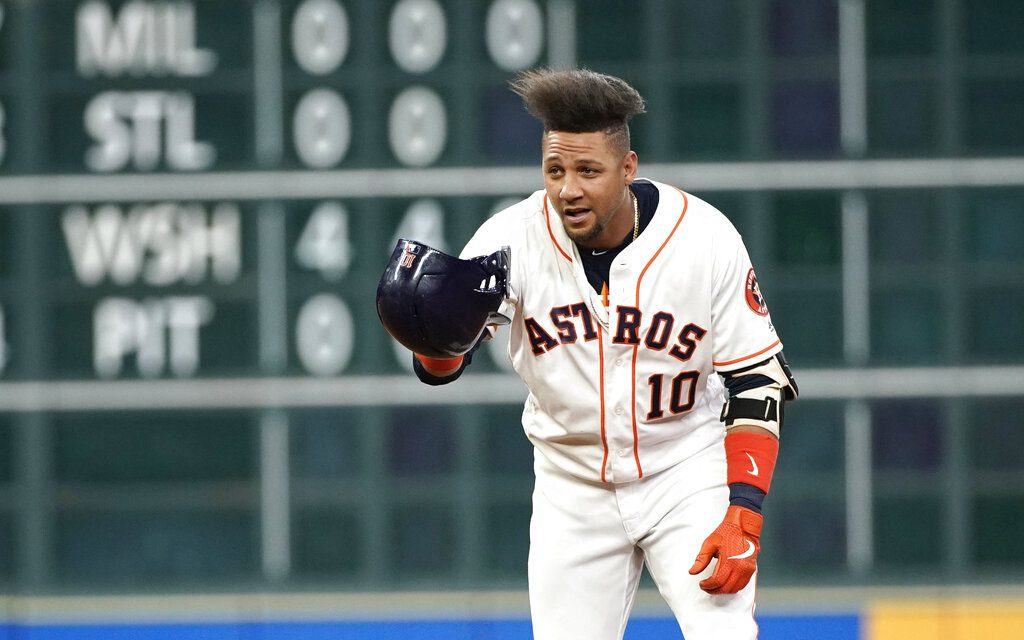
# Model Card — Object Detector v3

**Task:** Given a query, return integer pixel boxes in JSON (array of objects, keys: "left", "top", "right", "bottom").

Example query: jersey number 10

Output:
[{"left": 646, "top": 371, "right": 699, "bottom": 420}]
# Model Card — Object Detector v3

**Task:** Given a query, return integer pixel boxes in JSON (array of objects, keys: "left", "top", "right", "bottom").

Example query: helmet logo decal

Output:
[{"left": 400, "top": 243, "right": 420, "bottom": 268}]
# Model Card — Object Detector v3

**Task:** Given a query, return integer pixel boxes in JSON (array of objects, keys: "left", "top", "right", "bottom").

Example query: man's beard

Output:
[{"left": 563, "top": 215, "right": 605, "bottom": 245}]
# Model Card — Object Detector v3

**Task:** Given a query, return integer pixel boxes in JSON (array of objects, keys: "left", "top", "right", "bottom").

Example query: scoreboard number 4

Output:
[{"left": 295, "top": 201, "right": 352, "bottom": 280}]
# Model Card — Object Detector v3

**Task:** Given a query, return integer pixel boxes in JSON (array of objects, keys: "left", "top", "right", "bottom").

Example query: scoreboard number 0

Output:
[
  {"left": 388, "top": 86, "right": 446, "bottom": 167},
  {"left": 291, "top": 0, "right": 349, "bottom": 76},
  {"left": 292, "top": 88, "right": 351, "bottom": 168},
  {"left": 295, "top": 293, "right": 354, "bottom": 376}
]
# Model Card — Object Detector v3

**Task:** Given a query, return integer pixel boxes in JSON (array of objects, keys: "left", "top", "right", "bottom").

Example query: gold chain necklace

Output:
[{"left": 631, "top": 189, "right": 639, "bottom": 241}]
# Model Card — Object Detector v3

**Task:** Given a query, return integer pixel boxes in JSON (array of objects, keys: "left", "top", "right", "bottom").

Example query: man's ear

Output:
[{"left": 623, "top": 150, "right": 638, "bottom": 183}]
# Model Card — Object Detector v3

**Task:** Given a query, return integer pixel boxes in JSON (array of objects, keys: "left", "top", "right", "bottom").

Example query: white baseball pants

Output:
[{"left": 528, "top": 442, "right": 758, "bottom": 640}]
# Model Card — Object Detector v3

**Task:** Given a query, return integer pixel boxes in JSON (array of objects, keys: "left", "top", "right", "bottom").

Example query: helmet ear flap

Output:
[
  {"left": 470, "top": 246, "right": 511, "bottom": 293},
  {"left": 471, "top": 246, "right": 512, "bottom": 327},
  {"left": 376, "top": 239, "right": 510, "bottom": 358}
]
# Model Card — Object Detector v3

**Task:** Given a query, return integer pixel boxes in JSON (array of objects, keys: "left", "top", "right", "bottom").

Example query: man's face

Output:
[{"left": 542, "top": 130, "right": 638, "bottom": 250}]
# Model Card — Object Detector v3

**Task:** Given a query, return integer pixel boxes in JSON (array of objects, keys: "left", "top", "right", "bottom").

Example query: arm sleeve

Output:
[{"left": 711, "top": 229, "right": 782, "bottom": 373}]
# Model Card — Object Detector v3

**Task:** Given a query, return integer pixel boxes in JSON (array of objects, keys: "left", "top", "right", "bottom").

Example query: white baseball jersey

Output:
[{"left": 462, "top": 179, "right": 782, "bottom": 484}]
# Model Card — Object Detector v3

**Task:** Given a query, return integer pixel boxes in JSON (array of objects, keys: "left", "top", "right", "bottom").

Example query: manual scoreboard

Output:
[
  {"left": 0, "top": 0, "right": 565, "bottom": 585},
  {"left": 0, "top": 0, "right": 553, "bottom": 392}
]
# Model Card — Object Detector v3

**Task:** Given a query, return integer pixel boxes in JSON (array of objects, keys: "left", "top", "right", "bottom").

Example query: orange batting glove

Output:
[{"left": 688, "top": 505, "right": 763, "bottom": 594}]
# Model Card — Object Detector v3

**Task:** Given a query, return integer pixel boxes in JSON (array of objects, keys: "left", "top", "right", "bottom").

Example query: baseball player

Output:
[{"left": 377, "top": 68, "right": 797, "bottom": 640}]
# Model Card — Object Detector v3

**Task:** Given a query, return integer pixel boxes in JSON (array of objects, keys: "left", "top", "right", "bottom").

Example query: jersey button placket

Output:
[{"left": 604, "top": 334, "right": 635, "bottom": 479}]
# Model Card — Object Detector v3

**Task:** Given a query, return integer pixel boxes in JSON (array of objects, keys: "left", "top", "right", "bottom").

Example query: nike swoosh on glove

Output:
[{"left": 688, "top": 505, "right": 763, "bottom": 594}]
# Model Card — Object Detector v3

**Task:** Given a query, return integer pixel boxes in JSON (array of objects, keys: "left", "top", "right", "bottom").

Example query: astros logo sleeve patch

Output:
[{"left": 744, "top": 268, "right": 769, "bottom": 316}]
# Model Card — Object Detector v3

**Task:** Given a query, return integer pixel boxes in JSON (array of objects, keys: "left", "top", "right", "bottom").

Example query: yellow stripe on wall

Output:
[{"left": 869, "top": 599, "right": 1024, "bottom": 640}]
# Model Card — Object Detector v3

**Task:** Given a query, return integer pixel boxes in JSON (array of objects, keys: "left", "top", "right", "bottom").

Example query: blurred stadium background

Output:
[{"left": 1, "top": 0, "right": 1023, "bottom": 638}]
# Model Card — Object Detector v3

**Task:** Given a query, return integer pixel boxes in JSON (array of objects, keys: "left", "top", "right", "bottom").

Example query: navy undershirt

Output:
[{"left": 579, "top": 180, "right": 660, "bottom": 295}]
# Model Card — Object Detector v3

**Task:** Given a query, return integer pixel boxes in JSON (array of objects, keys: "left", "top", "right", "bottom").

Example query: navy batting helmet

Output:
[{"left": 376, "top": 239, "right": 511, "bottom": 358}]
